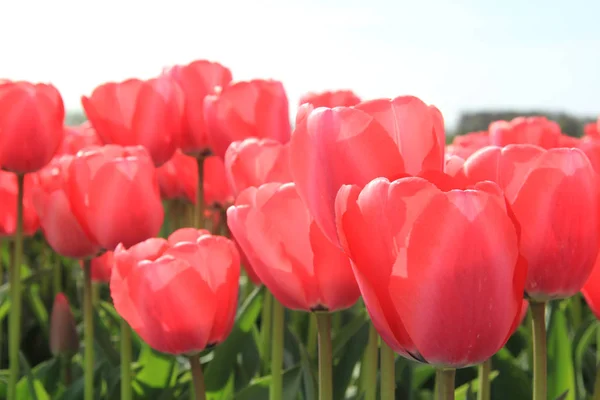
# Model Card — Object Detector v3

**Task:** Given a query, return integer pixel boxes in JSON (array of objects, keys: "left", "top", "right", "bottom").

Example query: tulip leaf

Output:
[
  {"left": 333, "top": 321, "right": 369, "bottom": 400},
  {"left": 233, "top": 365, "right": 303, "bottom": 400},
  {"left": 204, "top": 286, "right": 263, "bottom": 391},
  {"left": 26, "top": 285, "right": 49, "bottom": 338},
  {"left": 573, "top": 316, "right": 598, "bottom": 397},
  {"left": 92, "top": 311, "right": 120, "bottom": 366},
  {"left": 548, "top": 306, "right": 576, "bottom": 400},
  {"left": 234, "top": 327, "right": 261, "bottom": 391},
  {"left": 136, "top": 344, "right": 177, "bottom": 389},
  {"left": 454, "top": 370, "right": 499, "bottom": 400},
  {"left": 288, "top": 327, "right": 317, "bottom": 400},
  {"left": 412, "top": 365, "right": 436, "bottom": 390},
  {"left": 490, "top": 348, "right": 531, "bottom": 400},
  {"left": 332, "top": 310, "right": 369, "bottom": 358}
]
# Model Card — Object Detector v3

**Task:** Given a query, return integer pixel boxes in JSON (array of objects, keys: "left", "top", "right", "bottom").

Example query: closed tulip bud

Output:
[
  {"left": 224, "top": 138, "right": 292, "bottom": 196},
  {"left": 290, "top": 96, "right": 445, "bottom": 246},
  {"left": 0, "top": 171, "right": 40, "bottom": 237},
  {"left": 81, "top": 76, "right": 184, "bottom": 167},
  {"left": 298, "top": 89, "right": 361, "bottom": 108},
  {"left": 49, "top": 293, "right": 79, "bottom": 357},
  {"left": 68, "top": 145, "right": 164, "bottom": 250},
  {"left": 204, "top": 79, "right": 291, "bottom": 158},
  {"left": 156, "top": 150, "right": 197, "bottom": 203},
  {"left": 335, "top": 173, "right": 527, "bottom": 367},
  {"left": 584, "top": 120, "right": 600, "bottom": 138},
  {"left": 156, "top": 150, "right": 233, "bottom": 207},
  {"left": 58, "top": 122, "right": 101, "bottom": 156},
  {"left": 489, "top": 116, "right": 561, "bottom": 149},
  {"left": 464, "top": 145, "right": 600, "bottom": 300},
  {"left": 0, "top": 80, "right": 65, "bottom": 173},
  {"left": 110, "top": 229, "right": 240, "bottom": 355},
  {"left": 164, "top": 60, "right": 233, "bottom": 156},
  {"left": 228, "top": 182, "right": 360, "bottom": 311},
  {"left": 203, "top": 155, "right": 234, "bottom": 208},
  {"left": 90, "top": 251, "right": 113, "bottom": 283},
  {"left": 33, "top": 155, "right": 101, "bottom": 258},
  {"left": 446, "top": 131, "right": 490, "bottom": 160}
]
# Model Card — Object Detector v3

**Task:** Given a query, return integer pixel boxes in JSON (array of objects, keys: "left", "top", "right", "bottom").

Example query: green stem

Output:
[
  {"left": 361, "top": 323, "right": 379, "bottom": 400},
  {"left": 189, "top": 356, "right": 207, "bottom": 400},
  {"left": 477, "top": 359, "right": 491, "bottom": 400},
  {"left": 571, "top": 294, "right": 582, "bottom": 329},
  {"left": 121, "top": 320, "right": 132, "bottom": 400},
  {"left": 437, "top": 368, "right": 456, "bottom": 400},
  {"left": 64, "top": 356, "right": 72, "bottom": 386},
  {"left": 219, "top": 207, "right": 229, "bottom": 237},
  {"left": 83, "top": 259, "right": 94, "bottom": 400},
  {"left": 594, "top": 357, "right": 600, "bottom": 400},
  {"left": 597, "top": 322, "right": 600, "bottom": 365},
  {"left": 380, "top": 341, "right": 396, "bottom": 399},
  {"left": 531, "top": 301, "right": 547, "bottom": 400},
  {"left": 332, "top": 312, "right": 341, "bottom": 334},
  {"left": 8, "top": 174, "right": 24, "bottom": 399},
  {"left": 0, "top": 239, "right": 4, "bottom": 369},
  {"left": 92, "top": 282, "right": 100, "bottom": 306},
  {"left": 595, "top": 324, "right": 600, "bottom": 400},
  {"left": 526, "top": 308, "right": 534, "bottom": 370},
  {"left": 260, "top": 290, "right": 273, "bottom": 374},
  {"left": 195, "top": 155, "right": 206, "bottom": 230},
  {"left": 307, "top": 314, "right": 318, "bottom": 358},
  {"left": 316, "top": 312, "right": 333, "bottom": 400},
  {"left": 53, "top": 256, "right": 62, "bottom": 296},
  {"left": 270, "top": 299, "right": 284, "bottom": 400}
]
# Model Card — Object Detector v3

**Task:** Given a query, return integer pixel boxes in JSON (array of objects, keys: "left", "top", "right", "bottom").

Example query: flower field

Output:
[{"left": 1, "top": 60, "right": 600, "bottom": 400}]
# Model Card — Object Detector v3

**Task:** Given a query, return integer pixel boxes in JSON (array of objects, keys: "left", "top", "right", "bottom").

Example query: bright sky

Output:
[{"left": 1, "top": 0, "right": 599, "bottom": 128}]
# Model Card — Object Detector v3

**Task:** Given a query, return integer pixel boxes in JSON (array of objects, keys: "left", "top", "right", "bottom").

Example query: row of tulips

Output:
[{"left": 2, "top": 60, "right": 600, "bottom": 400}]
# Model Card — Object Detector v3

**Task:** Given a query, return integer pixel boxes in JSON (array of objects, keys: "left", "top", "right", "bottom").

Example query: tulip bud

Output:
[{"left": 49, "top": 293, "right": 79, "bottom": 357}]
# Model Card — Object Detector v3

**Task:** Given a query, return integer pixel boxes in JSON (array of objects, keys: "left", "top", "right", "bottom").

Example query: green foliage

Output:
[
  {"left": 65, "top": 110, "right": 87, "bottom": 126},
  {"left": 454, "top": 111, "right": 596, "bottom": 137},
  {"left": 1, "top": 231, "right": 599, "bottom": 399}
]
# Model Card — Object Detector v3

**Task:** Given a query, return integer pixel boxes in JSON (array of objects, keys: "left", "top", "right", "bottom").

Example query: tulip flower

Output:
[
  {"left": 463, "top": 144, "right": 599, "bottom": 400},
  {"left": 584, "top": 119, "right": 600, "bottom": 138},
  {"left": 68, "top": 145, "right": 164, "bottom": 251},
  {"left": 81, "top": 76, "right": 184, "bottom": 166},
  {"left": 90, "top": 251, "right": 113, "bottom": 283},
  {"left": 463, "top": 145, "right": 599, "bottom": 300},
  {"left": 33, "top": 155, "right": 101, "bottom": 258},
  {"left": 164, "top": 60, "right": 233, "bottom": 156},
  {"left": 488, "top": 116, "right": 562, "bottom": 149},
  {"left": 204, "top": 155, "right": 234, "bottom": 208},
  {"left": 49, "top": 293, "right": 79, "bottom": 358},
  {"left": 446, "top": 131, "right": 490, "bottom": 160},
  {"left": 224, "top": 138, "right": 292, "bottom": 196},
  {"left": 58, "top": 122, "right": 101, "bottom": 155},
  {"left": 0, "top": 171, "right": 40, "bottom": 237},
  {"left": 204, "top": 79, "right": 291, "bottom": 158},
  {"left": 583, "top": 255, "right": 600, "bottom": 318},
  {"left": 156, "top": 150, "right": 197, "bottom": 203},
  {"left": 228, "top": 182, "right": 360, "bottom": 400},
  {"left": 335, "top": 173, "right": 527, "bottom": 397},
  {"left": 298, "top": 89, "right": 361, "bottom": 108},
  {"left": 110, "top": 228, "right": 239, "bottom": 354},
  {"left": 290, "top": 96, "right": 445, "bottom": 246},
  {"left": 0, "top": 80, "right": 65, "bottom": 397},
  {"left": 228, "top": 182, "right": 359, "bottom": 311},
  {"left": 110, "top": 228, "right": 239, "bottom": 399},
  {"left": 0, "top": 80, "right": 65, "bottom": 173},
  {"left": 156, "top": 151, "right": 231, "bottom": 206},
  {"left": 577, "top": 136, "right": 600, "bottom": 173}
]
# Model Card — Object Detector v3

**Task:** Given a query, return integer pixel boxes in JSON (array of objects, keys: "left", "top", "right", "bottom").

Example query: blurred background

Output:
[{"left": 1, "top": 0, "right": 598, "bottom": 136}]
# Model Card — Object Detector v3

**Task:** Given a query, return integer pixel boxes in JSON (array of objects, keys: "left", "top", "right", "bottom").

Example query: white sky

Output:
[{"left": 2, "top": 0, "right": 599, "bottom": 128}]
